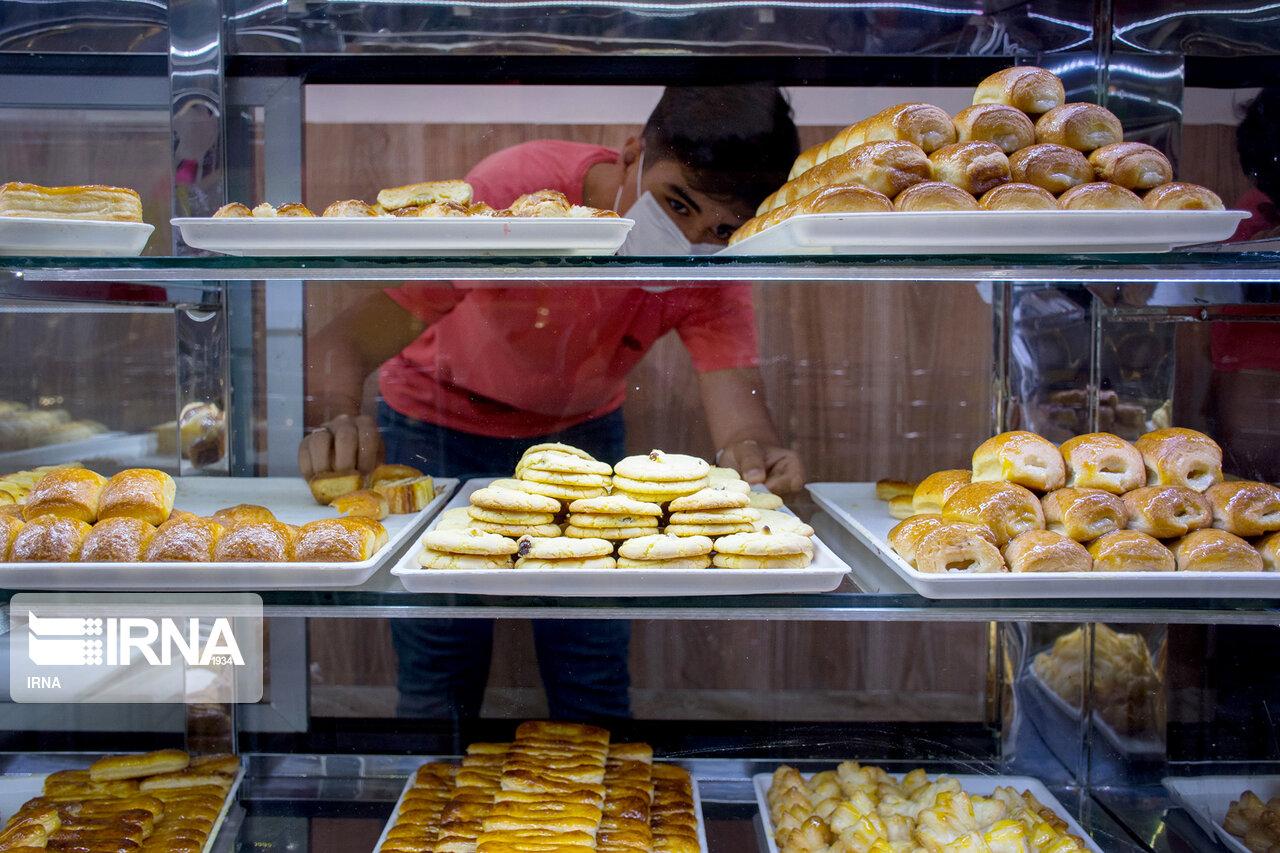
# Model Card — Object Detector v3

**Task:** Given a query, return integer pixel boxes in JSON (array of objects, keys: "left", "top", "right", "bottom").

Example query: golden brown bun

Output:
[
  {"left": 928, "top": 142, "right": 1012, "bottom": 196},
  {"left": 951, "top": 103, "right": 1037, "bottom": 153},
  {"left": 376, "top": 180, "right": 473, "bottom": 212},
  {"left": 788, "top": 103, "right": 955, "bottom": 179},
  {"left": 1122, "top": 485, "right": 1212, "bottom": 539},
  {"left": 1058, "top": 182, "right": 1143, "bottom": 211},
  {"left": 887, "top": 495, "right": 915, "bottom": 519},
  {"left": 145, "top": 517, "right": 224, "bottom": 562},
  {"left": 10, "top": 515, "right": 91, "bottom": 561},
  {"left": 1, "top": 514, "right": 21, "bottom": 559},
  {"left": 81, "top": 517, "right": 157, "bottom": 562},
  {"left": 212, "top": 202, "right": 251, "bottom": 218},
  {"left": 1003, "top": 529, "right": 1092, "bottom": 572},
  {"left": 329, "top": 488, "right": 390, "bottom": 520},
  {"left": 90, "top": 750, "right": 190, "bottom": 782},
  {"left": 942, "top": 481, "right": 1045, "bottom": 547},
  {"left": 276, "top": 202, "right": 315, "bottom": 217},
  {"left": 369, "top": 463, "right": 424, "bottom": 487},
  {"left": 96, "top": 468, "right": 176, "bottom": 527},
  {"left": 208, "top": 504, "right": 277, "bottom": 528},
  {"left": 24, "top": 468, "right": 108, "bottom": 523},
  {"left": 892, "top": 181, "right": 981, "bottom": 212},
  {"left": 889, "top": 513, "right": 994, "bottom": 567},
  {"left": 213, "top": 521, "right": 296, "bottom": 562},
  {"left": 0, "top": 181, "right": 143, "bottom": 222},
  {"left": 912, "top": 469, "right": 973, "bottom": 515},
  {"left": 1041, "top": 487, "right": 1128, "bottom": 542},
  {"left": 972, "top": 430, "right": 1066, "bottom": 492},
  {"left": 1170, "top": 528, "right": 1264, "bottom": 572},
  {"left": 322, "top": 199, "right": 378, "bottom": 217},
  {"left": 972, "top": 67, "right": 1066, "bottom": 115},
  {"left": 759, "top": 141, "right": 931, "bottom": 216},
  {"left": 914, "top": 522, "right": 1006, "bottom": 574},
  {"left": 729, "top": 184, "right": 893, "bottom": 245},
  {"left": 179, "top": 401, "right": 226, "bottom": 466},
  {"left": 503, "top": 188, "right": 572, "bottom": 217},
  {"left": 875, "top": 478, "right": 918, "bottom": 501},
  {"left": 1034, "top": 103, "right": 1124, "bottom": 152},
  {"left": 1059, "top": 432, "right": 1145, "bottom": 494},
  {"left": 1142, "top": 181, "right": 1226, "bottom": 211},
  {"left": 308, "top": 470, "right": 363, "bottom": 505},
  {"left": 1256, "top": 531, "right": 1280, "bottom": 572},
  {"left": 978, "top": 182, "right": 1059, "bottom": 211},
  {"left": 1008, "top": 144, "right": 1094, "bottom": 195},
  {"left": 1087, "top": 529, "right": 1175, "bottom": 572},
  {"left": 294, "top": 517, "right": 388, "bottom": 562},
  {"left": 1206, "top": 481, "right": 1280, "bottom": 537},
  {"left": 1087, "top": 142, "right": 1173, "bottom": 190},
  {"left": 1134, "top": 427, "right": 1223, "bottom": 491}
]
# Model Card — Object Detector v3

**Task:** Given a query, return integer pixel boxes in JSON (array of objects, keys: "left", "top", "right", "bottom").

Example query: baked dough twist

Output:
[
  {"left": 1087, "top": 142, "right": 1173, "bottom": 190},
  {"left": 1122, "top": 485, "right": 1212, "bottom": 539},
  {"left": 1002, "top": 529, "right": 1092, "bottom": 573},
  {"left": 1041, "top": 487, "right": 1128, "bottom": 542},
  {"left": 1134, "top": 427, "right": 1223, "bottom": 491},
  {"left": 972, "top": 430, "right": 1066, "bottom": 492},
  {"left": 942, "top": 481, "right": 1045, "bottom": 547},
  {"left": 1206, "top": 480, "right": 1280, "bottom": 537},
  {"left": 1059, "top": 432, "right": 1145, "bottom": 494}
]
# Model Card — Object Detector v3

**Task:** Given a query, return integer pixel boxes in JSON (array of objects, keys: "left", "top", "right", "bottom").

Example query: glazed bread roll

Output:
[
  {"left": 209, "top": 503, "right": 277, "bottom": 528},
  {"left": 1087, "top": 529, "right": 1175, "bottom": 572},
  {"left": 973, "top": 66, "right": 1066, "bottom": 115},
  {"left": 1034, "top": 103, "right": 1124, "bottom": 152},
  {"left": 1003, "top": 529, "right": 1092, "bottom": 573},
  {"left": 912, "top": 469, "right": 973, "bottom": 515},
  {"left": 24, "top": 468, "right": 108, "bottom": 523},
  {"left": 928, "top": 142, "right": 1012, "bottom": 196},
  {"left": 10, "top": 515, "right": 91, "bottom": 561},
  {"left": 1206, "top": 480, "right": 1280, "bottom": 537},
  {"left": 1, "top": 514, "right": 21, "bottom": 559},
  {"left": 1058, "top": 182, "right": 1143, "bottom": 211},
  {"left": 90, "top": 750, "right": 190, "bottom": 782},
  {"left": 1256, "top": 531, "right": 1280, "bottom": 572},
  {"left": 1059, "top": 432, "right": 1145, "bottom": 494},
  {"left": 978, "top": 182, "right": 1059, "bottom": 211},
  {"left": 1134, "top": 427, "right": 1223, "bottom": 491},
  {"left": 888, "top": 513, "right": 995, "bottom": 566},
  {"left": 1122, "top": 485, "right": 1212, "bottom": 539},
  {"left": 213, "top": 521, "right": 297, "bottom": 562},
  {"left": 329, "top": 489, "right": 390, "bottom": 520},
  {"left": 951, "top": 103, "right": 1037, "bottom": 153},
  {"left": 1042, "top": 487, "right": 1128, "bottom": 542},
  {"left": 1087, "top": 142, "right": 1173, "bottom": 190},
  {"left": 1142, "top": 182, "right": 1226, "bottom": 211},
  {"left": 96, "top": 468, "right": 176, "bottom": 527},
  {"left": 942, "top": 481, "right": 1045, "bottom": 547},
  {"left": 759, "top": 141, "right": 932, "bottom": 216},
  {"left": 1170, "top": 528, "right": 1264, "bottom": 572},
  {"left": 788, "top": 103, "right": 955, "bottom": 179},
  {"left": 913, "top": 522, "right": 1006, "bottom": 574},
  {"left": 730, "top": 184, "right": 893, "bottom": 246},
  {"left": 0, "top": 181, "right": 143, "bottom": 222},
  {"left": 875, "top": 478, "right": 918, "bottom": 501},
  {"left": 892, "top": 181, "right": 981, "bottom": 212},
  {"left": 81, "top": 517, "right": 157, "bottom": 562},
  {"left": 144, "top": 517, "right": 224, "bottom": 561},
  {"left": 888, "top": 495, "right": 915, "bottom": 519},
  {"left": 972, "top": 430, "right": 1066, "bottom": 492},
  {"left": 294, "top": 517, "right": 388, "bottom": 561},
  {"left": 1008, "top": 143, "right": 1093, "bottom": 195}
]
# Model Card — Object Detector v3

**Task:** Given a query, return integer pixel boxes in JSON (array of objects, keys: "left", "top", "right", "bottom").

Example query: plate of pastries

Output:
[
  {"left": 0, "top": 749, "right": 241, "bottom": 853},
  {"left": 375, "top": 721, "right": 705, "bottom": 853},
  {"left": 172, "top": 181, "right": 632, "bottom": 256},
  {"left": 392, "top": 443, "right": 851, "bottom": 595},
  {"left": 758, "top": 761, "right": 1103, "bottom": 853},
  {"left": 0, "top": 182, "right": 154, "bottom": 256},
  {"left": 721, "top": 65, "right": 1246, "bottom": 255},
  {"left": 0, "top": 462, "right": 456, "bottom": 589},
  {"left": 807, "top": 426, "right": 1280, "bottom": 598},
  {"left": 1164, "top": 776, "right": 1280, "bottom": 853}
]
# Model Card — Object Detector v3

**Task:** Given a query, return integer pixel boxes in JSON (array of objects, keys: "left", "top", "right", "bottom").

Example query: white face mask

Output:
[{"left": 614, "top": 150, "right": 722, "bottom": 256}]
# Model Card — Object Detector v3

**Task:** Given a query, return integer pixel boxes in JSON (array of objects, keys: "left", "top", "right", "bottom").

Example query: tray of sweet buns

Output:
[
  {"left": 173, "top": 182, "right": 633, "bottom": 256},
  {"left": 0, "top": 750, "right": 242, "bottom": 853},
  {"left": 1164, "top": 776, "right": 1280, "bottom": 853},
  {"left": 808, "top": 427, "right": 1280, "bottom": 599},
  {"left": 0, "top": 182, "right": 155, "bottom": 256},
  {"left": 0, "top": 463, "right": 457, "bottom": 589},
  {"left": 373, "top": 721, "right": 706, "bottom": 853},
  {"left": 391, "top": 444, "right": 851, "bottom": 596},
  {"left": 719, "top": 66, "right": 1246, "bottom": 256}
]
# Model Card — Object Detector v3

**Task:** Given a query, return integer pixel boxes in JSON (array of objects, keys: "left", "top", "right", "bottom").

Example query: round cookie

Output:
[
  {"left": 564, "top": 524, "right": 655, "bottom": 540},
  {"left": 713, "top": 530, "right": 814, "bottom": 557},
  {"left": 618, "top": 533, "right": 714, "bottom": 561},
  {"left": 468, "top": 506, "right": 558, "bottom": 525},
  {"left": 469, "top": 485, "right": 561, "bottom": 515},
  {"left": 516, "top": 556, "right": 619, "bottom": 570},
  {"left": 747, "top": 491, "right": 785, "bottom": 510},
  {"left": 515, "top": 479, "right": 609, "bottom": 502},
  {"left": 519, "top": 442, "right": 597, "bottom": 461},
  {"left": 516, "top": 449, "right": 612, "bottom": 477},
  {"left": 569, "top": 513, "right": 660, "bottom": 529},
  {"left": 515, "top": 535, "right": 614, "bottom": 560},
  {"left": 712, "top": 553, "right": 812, "bottom": 569},
  {"left": 421, "top": 528, "right": 520, "bottom": 556},
  {"left": 669, "top": 487, "right": 751, "bottom": 512},
  {"left": 753, "top": 509, "right": 815, "bottom": 537},
  {"left": 665, "top": 521, "right": 756, "bottom": 537},
  {"left": 419, "top": 549, "right": 514, "bottom": 570},
  {"left": 434, "top": 507, "right": 474, "bottom": 530},
  {"left": 611, "top": 474, "right": 711, "bottom": 495},
  {"left": 471, "top": 520, "right": 562, "bottom": 538},
  {"left": 617, "top": 555, "right": 712, "bottom": 569},
  {"left": 667, "top": 509, "right": 759, "bottom": 525},
  {"left": 568, "top": 495, "right": 664, "bottom": 516},
  {"left": 614, "top": 450, "right": 711, "bottom": 483},
  {"left": 518, "top": 469, "right": 612, "bottom": 488}
]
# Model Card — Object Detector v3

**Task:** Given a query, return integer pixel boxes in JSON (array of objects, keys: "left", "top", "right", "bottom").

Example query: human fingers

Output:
[
  {"left": 724, "top": 439, "right": 767, "bottom": 485},
  {"left": 763, "top": 447, "right": 806, "bottom": 495},
  {"left": 326, "top": 414, "right": 368, "bottom": 473},
  {"left": 299, "top": 426, "right": 334, "bottom": 480},
  {"left": 353, "top": 414, "right": 385, "bottom": 475}
]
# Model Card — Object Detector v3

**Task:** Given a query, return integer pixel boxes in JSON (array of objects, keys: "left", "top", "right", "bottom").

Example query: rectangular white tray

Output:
[
  {"left": 1163, "top": 775, "right": 1280, "bottom": 853},
  {"left": 807, "top": 481, "right": 1280, "bottom": 600},
  {"left": 173, "top": 216, "right": 633, "bottom": 257},
  {"left": 1023, "top": 665, "right": 1163, "bottom": 758},
  {"left": 375, "top": 761, "right": 707, "bottom": 853},
  {"left": 0, "top": 217, "right": 154, "bottom": 257},
  {"left": 392, "top": 479, "right": 850, "bottom": 596},
  {"left": 752, "top": 770, "right": 1102, "bottom": 853},
  {"left": 0, "top": 476, "right": 457, "bottom": 590},
  {"left": 718, "top": 209, "right": 1248, "bottom": 256}
]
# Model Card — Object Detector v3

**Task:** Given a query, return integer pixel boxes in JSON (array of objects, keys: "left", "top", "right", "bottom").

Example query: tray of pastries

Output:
[
  {"left": 391, "top": 444, "right": 850, "bottom": 596},
  {"left": 0, "top": 750, "right": 242, "bottom": 853},
  {"left": 173, "top": 182, "right": 632, "bottom": 256},
  {"left": 1163, "top": 776, "right": 1280, "bottom": 853},
  {"left": 756, "top": 762, "right": 1103, "bottom": 853},
  {"left": 719, "top": 66, "right": 1246, "bottom": 256},
  {"left": 374, "top": 721, "right": 706, "bottom": 853},
  {"left": 0, "top": 463, "right": 456, "bottom": 589},
  {"left": 808, "top": 426, "right": 1280, "bottom": 599},
  {"left": 0, "top": 182, "right": 154, "bottom": 256}
]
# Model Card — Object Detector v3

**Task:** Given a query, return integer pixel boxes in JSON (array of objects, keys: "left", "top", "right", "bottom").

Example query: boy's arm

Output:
[{"left": 696, "top": 367, "right": 806, "bottom": 495}]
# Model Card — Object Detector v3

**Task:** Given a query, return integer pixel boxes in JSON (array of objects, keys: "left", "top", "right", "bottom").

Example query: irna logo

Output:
[{"left": 26, "top": 611, "right": 245, "bottom": 668}]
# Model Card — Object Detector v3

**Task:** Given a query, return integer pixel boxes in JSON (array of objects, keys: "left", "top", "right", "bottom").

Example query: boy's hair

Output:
[
  {"left": 641, "top": 85, "right": 800, "bottom": 209},
  {"left": 1238, "top": 87, "right": 1280, "bottom": 203}
]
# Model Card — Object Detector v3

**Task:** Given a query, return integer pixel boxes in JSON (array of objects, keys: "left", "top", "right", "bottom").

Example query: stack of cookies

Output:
[
  {"left": 564, "top": 495, "right": 664, "bottom": 543},
  {"left": 465, "top": 485, "right": 563, "bottom": 537},
  {"left": 617, "top": 533, "right": 715, "bottom": 569},
  {"left": 610, "top": 451, "right": 710, "bottom": 505},
  {"left": 514, "top": 534, "right": 617, "bottom": 570},
  {"left": 665, "top": 488, "right": 756, "bottom": 538},
  {"left": 514, "top": 444, "right": 612, "bottom": 502},
  {"left": 418, "top": 528, "right": 520, "bottom": 569}
]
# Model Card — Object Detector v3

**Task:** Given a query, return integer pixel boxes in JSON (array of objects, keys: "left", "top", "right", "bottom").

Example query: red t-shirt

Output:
[
  {"left": 1210, "top": 188, "right": 1280, "bottom": 372},
  {"left": 379, "top": 140, "right": 760, "bottom": 438}
]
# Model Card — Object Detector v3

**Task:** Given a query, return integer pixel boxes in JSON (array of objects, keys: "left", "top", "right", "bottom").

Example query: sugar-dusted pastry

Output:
[
  {"left": 1059, "top": 432, "right": 1145, "bottom": 494},
  {"left": 1205, "top": 480, "right": 1280, "bottom": 537},
  {"left": 1034, "top": 103, "right": 1124, "bottom": 152},
  {"left": 1003, "top": 529, "right": 1092, "bottom": 573},
  {"left": 914, "top": 522, "right": 1006, "bottom": 574},
  {"left": 978, "top": 182, "right": 1059, "bottom": 210},
  {"left": 912, "top": 469, "right": 973, "bottom": 515},
  {"left": 214, "top": 521, "right": 297, "bottom": 562},
  {"left": 892, "top": 180, "right": 980, "bottom": 212},
  {"left": 1134, "top": 427, "right": 1223, "bottom": 491},
  {"left": 24, "top": 467, "right": 108, "bottom": 523},
  {"left": 972, "top": 430, "right": 1066, "bottom": 492},
  {"left": 96, "top": 468, "right": 176, "bottom": 527},
  {"left": 10, "top": 515, "right": 92, "bottom": 561},
  {"left": 144, "top": 517, "right": 224, "bottom": 561},
  {"left": 942, "top": 481, "right": 1045, "bottom": 547},
  {"left": 1008, "top": 143, "right": 1093, "bottom": 195},
  {"left": 1057, "top": 182, "right": 1143, "bottom": 210},
  {"left": 1, "top": 514, "right": 21, "bottom": 560},
  {"left": 1042, "top": 487, "right": 1127, "bottom": 542},
  {"left": 294, "top": 517, "right": 388, "bottom": 562},
  {"left": 209, "top": 503, "right": 277, "bottom": 528},
  {"left": 1122, "top": 485, "right": 1212, "bottom": 539},
  {"left": 1142, "top": 182, "right": 1225, "bottom": 211},
  {"left": 1087, "top": 142, "right": 1173, "bottom": 191},
  {"left": 1170, "top": 528, "right": 1264, "bottom": 572},
  {"left": 1087, "top": 529, "right": 1175, "bottom": 572},
  {"left": 0, "top": 181, "right": 143, "bottom": 222},
  {"left": 81, "top": 517, "right": 157, "bottom": 562},
  {"left": 972, "top": 66, "right": 1066, "bottom": 115},
  {"left": 951, "top": 103, "right": 1037, "bottom": 153}
]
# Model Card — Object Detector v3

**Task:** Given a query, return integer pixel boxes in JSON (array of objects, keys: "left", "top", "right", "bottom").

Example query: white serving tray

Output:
[
  {"left": 0, "top": 476, "right": 457, "bottom": 590},
  {"left": 1163, "top": 775, "right": 1280, "bottom": 853},
  {"left": 807, "top": 481, "right": 1280, "bottom": 600},
  {"left": 392, "top": 479, "right": 850, "bottom": 596},
  {"left": 718, "top": 209, "right": 1248, "bottom": 256},
  {"left": 753, "top": 770, "right": 1103, "bottom": 853},
  {"left": 172, "top": 216, "right": 633, "bottom": 257},
  {"left": 375, "top": 761, "right": 707, "bottom": 853},
  {"left": 0, "top": 217, "right": 154, "bottom": 257},
  {"left": 0, "top": 432, "right": 152, "bottom": 471},
  {"left": 1023, "top": 665, "right": 1163, "bottom": 758}
]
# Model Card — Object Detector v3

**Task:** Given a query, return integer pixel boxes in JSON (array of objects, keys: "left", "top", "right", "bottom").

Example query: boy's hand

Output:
[
  {"left": 298, "top": 413, "right": 384, "bottom": 480},
  {"left": 718, "top": 439, "right": 806, "bottom": 496}
]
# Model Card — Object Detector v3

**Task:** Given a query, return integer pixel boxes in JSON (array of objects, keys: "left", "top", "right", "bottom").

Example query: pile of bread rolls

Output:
[
  {"left": 878, "top": 426, "right": 1280, "bottom": 575},
  {"left": 730, "top": 66, "right": 1226, "bottom": 245},
  {"left": 0, "top": 401, "right": 110, "bottom": 453}
]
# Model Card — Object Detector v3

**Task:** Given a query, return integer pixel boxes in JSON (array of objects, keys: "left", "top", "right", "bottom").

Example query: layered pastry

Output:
[{"left": 0, "top": 181, "right": 143, "bottom": 222}]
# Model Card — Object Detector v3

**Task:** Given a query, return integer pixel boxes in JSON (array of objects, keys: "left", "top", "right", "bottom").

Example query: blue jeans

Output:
[{"left": 379, "top": 402, "right": 632, "bottom": 721}]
